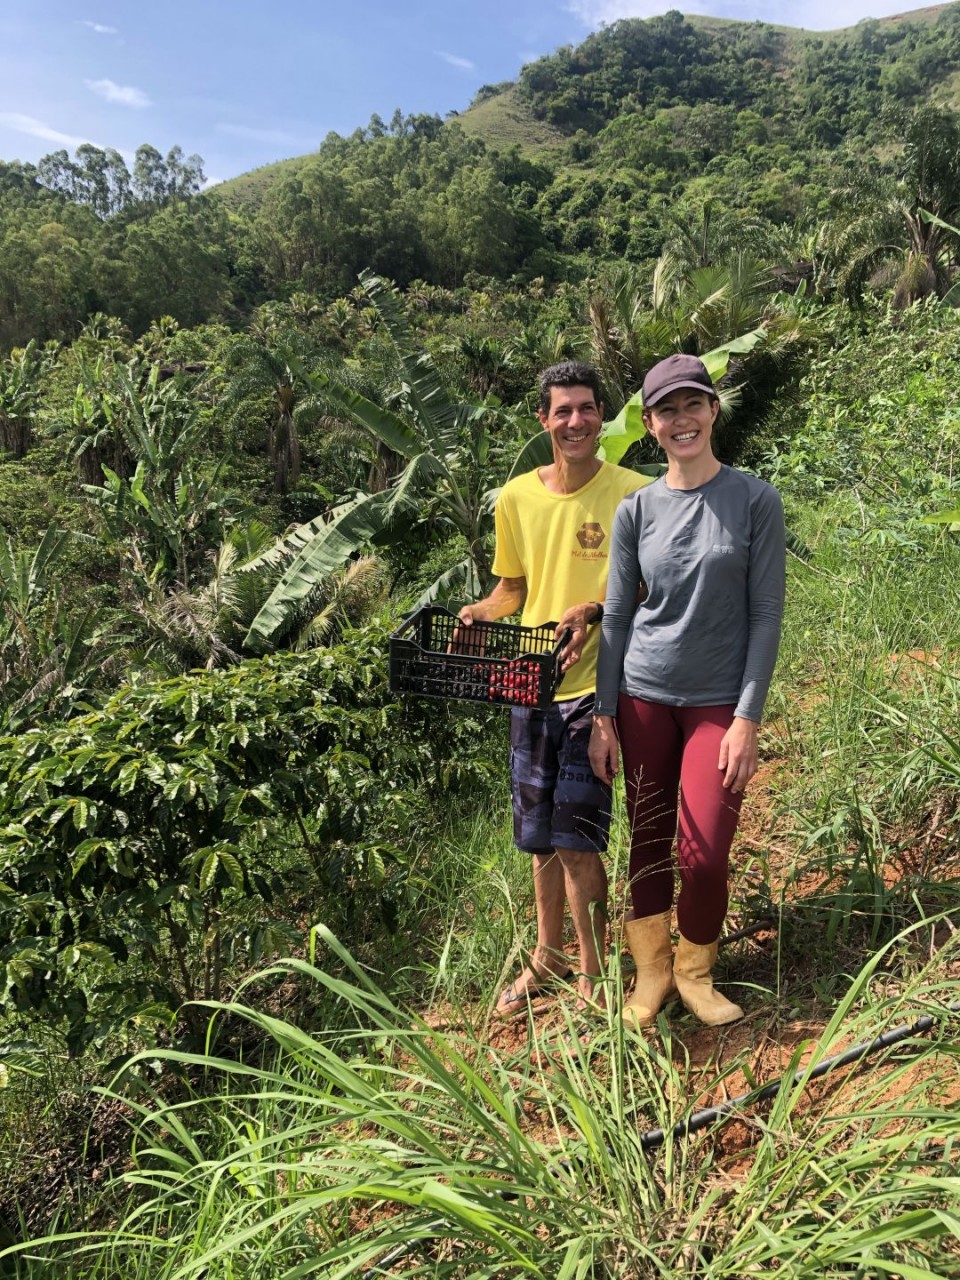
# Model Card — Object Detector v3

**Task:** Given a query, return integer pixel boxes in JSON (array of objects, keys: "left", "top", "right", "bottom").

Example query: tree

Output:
[
  {"left": 223, "top": 327, "right": 322, "bottom": 495},
  {"left": 0, "top": 527, "right": 119, "bottom": 731},
  {"left": 80, "top": 364, "right": 231, "bottom": 591},
  {"left": 829, "top": 106, "right": 960, "bottom": 307},
  {"left": 132, "top": 144, "right": 168, "bottom": 204}
]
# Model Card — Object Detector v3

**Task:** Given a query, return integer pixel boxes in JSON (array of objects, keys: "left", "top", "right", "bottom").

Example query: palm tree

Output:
[
  {"left": 828, "top": 105, "right": 960, "bottom": 308},
  {"left": 454, "top": 333, "right": 513, "bottom": 397},
  {"left": 657, "top": 197, "right": 775, "bottom": 277},
  {"left": 587, "top": 255, "right": 812, "bottom": 436},
  {"left": 224, "top": 329, "right": 325, "bottom": 494}
]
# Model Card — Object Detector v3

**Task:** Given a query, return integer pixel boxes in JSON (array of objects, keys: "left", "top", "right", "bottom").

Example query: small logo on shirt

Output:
[
  {"left": 577, "top": 522, "right": 605, "bottom": 550},
  {"left": 712, "top": 544, "right": 734, "bottom": 555}
]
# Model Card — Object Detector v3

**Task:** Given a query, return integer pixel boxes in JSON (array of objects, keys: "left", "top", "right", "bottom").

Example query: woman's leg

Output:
[
  {"left": 674, "top": 705, "right": 744, "bottom": 944},
  {"left": 617, "top": 695, "right": 682, "bottom": 919}
]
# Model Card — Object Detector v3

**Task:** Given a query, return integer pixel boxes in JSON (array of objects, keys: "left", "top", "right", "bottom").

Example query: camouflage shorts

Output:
[{"left": 509, "top": 693, "right": 612, "bottom": 854}]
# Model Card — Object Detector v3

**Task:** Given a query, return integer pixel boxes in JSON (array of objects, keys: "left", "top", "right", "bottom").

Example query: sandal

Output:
[{"left": 493, "top": 967, "right": 574, "bottom": 1019}]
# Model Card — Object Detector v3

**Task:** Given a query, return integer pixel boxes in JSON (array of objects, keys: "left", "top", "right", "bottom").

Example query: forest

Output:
[{"left": 1, "top": 5, "right": 959, "bottom": 1276}]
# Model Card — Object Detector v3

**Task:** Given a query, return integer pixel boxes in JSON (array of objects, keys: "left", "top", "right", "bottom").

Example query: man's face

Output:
[{"left": 537, "top": 384, "right": 603, "bottom": 464}]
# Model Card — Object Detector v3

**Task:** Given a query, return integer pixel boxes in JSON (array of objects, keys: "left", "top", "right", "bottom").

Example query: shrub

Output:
[{"left": 0, "top": 623, "right": 494, "bottom": 1051}]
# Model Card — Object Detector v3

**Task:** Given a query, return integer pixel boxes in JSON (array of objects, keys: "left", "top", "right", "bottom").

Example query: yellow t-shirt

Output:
[{"left": 493, "top": 461, "right": 649, "bottom": 699}]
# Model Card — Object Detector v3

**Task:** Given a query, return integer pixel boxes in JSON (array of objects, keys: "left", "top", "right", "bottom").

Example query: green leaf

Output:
[
  {"left": 243, "top": 491, "right": 394, "bottom": 651},
  {"left": 598, "top": 398, "right": 647, "bottom": 465},
  {"left": 312, "top": 374, "right": 424, "bottom": 460},
  {"left": 505, "top": 424, "right": 553, "bottom": 482},
  {"left": 199, "top": 850, "right": 219, "bottom": 892},
  {"left": 921, "top": 506, "right": 960, "bottom": 529},
  {"left": 218, "top": 850, "right": 245, "bottom": 891}
]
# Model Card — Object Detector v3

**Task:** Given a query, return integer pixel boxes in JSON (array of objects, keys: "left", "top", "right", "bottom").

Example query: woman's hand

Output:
[
  {"left": 718, "top": 716, "right": 759, "bottom": 793},
  {"left": 588, "top": 714, "right": 619, "bottom": 785}
]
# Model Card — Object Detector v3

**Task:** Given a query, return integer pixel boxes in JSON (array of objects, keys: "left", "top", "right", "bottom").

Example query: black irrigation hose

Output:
[
  {"left": 360, "top": 998, "right": 960, "bottom": 1278},
  {"left": 718, "top": 914, "right": 778, "bottom": 947},
  {"left": 638, "top": 998, "right": 960, "bottom": 1151}
]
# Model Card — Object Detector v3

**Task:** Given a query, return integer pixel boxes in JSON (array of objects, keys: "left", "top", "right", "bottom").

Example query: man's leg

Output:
[
  {"left": 551, "top": 696, "right": 614, "bottom": 1005},
  {"left": 557, "top": 847, "right": 608, "bottom": 1004},
  {"left": 496, "top": 706, "right": 571, "bottom": 1014},
  {"left": 499, "top": 852, "right": 569, "bottom": 1004}
]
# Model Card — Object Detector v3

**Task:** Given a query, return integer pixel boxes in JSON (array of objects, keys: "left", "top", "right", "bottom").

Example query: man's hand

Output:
[
  {"left": 456, "top": 602, "right": 490, "bottom": 628},
  {"left": 453, "top": 602, "right": 490, "bottom": 653},
  {"left": 588, "top": 714, "right": 619, "bottom": 784},
  {"left": 454, "top": 577, "right": 526, "bottom": 650},
  {"left": 718, "top": 716, "right": 759, "bottom": 793},
  {"left": 555, "top": 602, "right": 601, "bottom": 672}
]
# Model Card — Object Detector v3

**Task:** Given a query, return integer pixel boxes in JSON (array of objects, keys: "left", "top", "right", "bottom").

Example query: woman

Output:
[{"left": 588, "top": 353, "right": 785, "bottom": 1028}]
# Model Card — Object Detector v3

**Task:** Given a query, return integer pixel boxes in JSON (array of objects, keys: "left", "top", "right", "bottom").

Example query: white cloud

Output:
[
  {"left": 85, "top": 78, "right": 151, "bottom": 108},
  {"left": 565, "top": 1, "right": 701, "bottom": 21},
  {"left": 79, "top": 20, "right": 119, "bottom": 35},
  {"left": 435, "top": 50, "right": 476, "bottom": 71},
  {"left": 564, "top": 2, "right": 930, "bottom": 32},
  {"left": 0, "top": 112, "right": 97, "bottom": 148},
  {"left": 216, "top": 122, "right": 315, "bottom": 146}
]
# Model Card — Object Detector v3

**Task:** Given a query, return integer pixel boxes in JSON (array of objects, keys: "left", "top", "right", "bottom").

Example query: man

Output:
[{"left": 458, "top": 361, "right": 648, "bottom": 1015}]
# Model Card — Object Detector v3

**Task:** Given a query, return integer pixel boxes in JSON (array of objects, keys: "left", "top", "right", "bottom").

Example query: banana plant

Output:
[
  {"left": 0, "top": 527, "right": 120, "bottom": 730},
  {"left": 0, "top": 340, "right": 45, "bottom": 459},
  {"left": 80, "top": 365, "right": 230, "bottom": 590}
]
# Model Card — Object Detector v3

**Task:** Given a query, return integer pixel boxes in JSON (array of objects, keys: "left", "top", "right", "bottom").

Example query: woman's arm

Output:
[
  {"left": 594, "top": 498, "right": 641, "bottom": 717},
  {"left": 720, "top": 485, "right": 786, "bottom": 792}
]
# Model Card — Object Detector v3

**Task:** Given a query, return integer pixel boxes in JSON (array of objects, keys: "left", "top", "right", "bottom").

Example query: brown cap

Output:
[{"left": 641, "top": 353, "right": 716, "bottom": 409}]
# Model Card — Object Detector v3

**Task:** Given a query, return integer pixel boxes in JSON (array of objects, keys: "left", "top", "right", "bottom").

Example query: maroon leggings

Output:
[{"left": 617, "top": 696, "right": 744, "bottom": 945}]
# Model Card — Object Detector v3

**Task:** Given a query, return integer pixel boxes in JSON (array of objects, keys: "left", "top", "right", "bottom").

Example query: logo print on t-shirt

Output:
[{"left": 577, "top": 522, "right": 605, "bottom": 550}]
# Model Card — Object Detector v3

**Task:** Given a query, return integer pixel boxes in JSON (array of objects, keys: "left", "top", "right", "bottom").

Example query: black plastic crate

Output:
[{"left": 389, "top": 606, "right": 565, "bottom": 709}]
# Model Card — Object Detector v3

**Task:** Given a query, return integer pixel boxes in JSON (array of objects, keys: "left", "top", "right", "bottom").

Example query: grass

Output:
[
  {"left": 455, "top": 87, "right": 569, "bottom": 159},
  {"left": 4, "top": 921, "right": 958, "bottom": 1278}
]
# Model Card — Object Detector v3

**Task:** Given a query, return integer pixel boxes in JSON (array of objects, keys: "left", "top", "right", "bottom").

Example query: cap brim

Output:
[{"left": 643, "top": 379, "right": 717, "bottom": 408}]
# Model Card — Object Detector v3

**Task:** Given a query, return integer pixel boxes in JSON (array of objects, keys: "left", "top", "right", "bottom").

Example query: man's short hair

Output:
[{"left": 538, "top": 361, "right": 602, "bottom": 417}]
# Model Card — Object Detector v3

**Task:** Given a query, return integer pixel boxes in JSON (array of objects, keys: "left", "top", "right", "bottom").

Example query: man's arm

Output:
[{"left": 457, "top": 576, "right": 527, "bottom": 627}]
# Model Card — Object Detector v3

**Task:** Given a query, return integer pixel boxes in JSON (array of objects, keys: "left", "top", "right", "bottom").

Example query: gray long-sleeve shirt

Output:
[{"left": 595, "top": 466, "right": 786, "bottom": 722}]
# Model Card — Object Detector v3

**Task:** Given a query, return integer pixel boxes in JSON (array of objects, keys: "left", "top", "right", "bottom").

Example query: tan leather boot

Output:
[
  {"left": 621, "top": 911, "right": 677, "bottom": 1028},
  {"left": 673, "top": 935, "right": 744, "bottom": 1026}
]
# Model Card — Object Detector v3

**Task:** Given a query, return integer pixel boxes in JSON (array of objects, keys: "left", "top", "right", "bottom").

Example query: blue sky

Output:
[{"left": 0, "top": 1, "right": 942, "bottom": 184}]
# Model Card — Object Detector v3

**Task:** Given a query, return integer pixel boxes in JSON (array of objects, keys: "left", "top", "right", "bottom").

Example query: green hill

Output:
[
  {"left": 453, "top": 85, "right": 568, "bottom": 156},
  {"left": 213, "top": 3, "right": 960, "bottom": 211}
]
